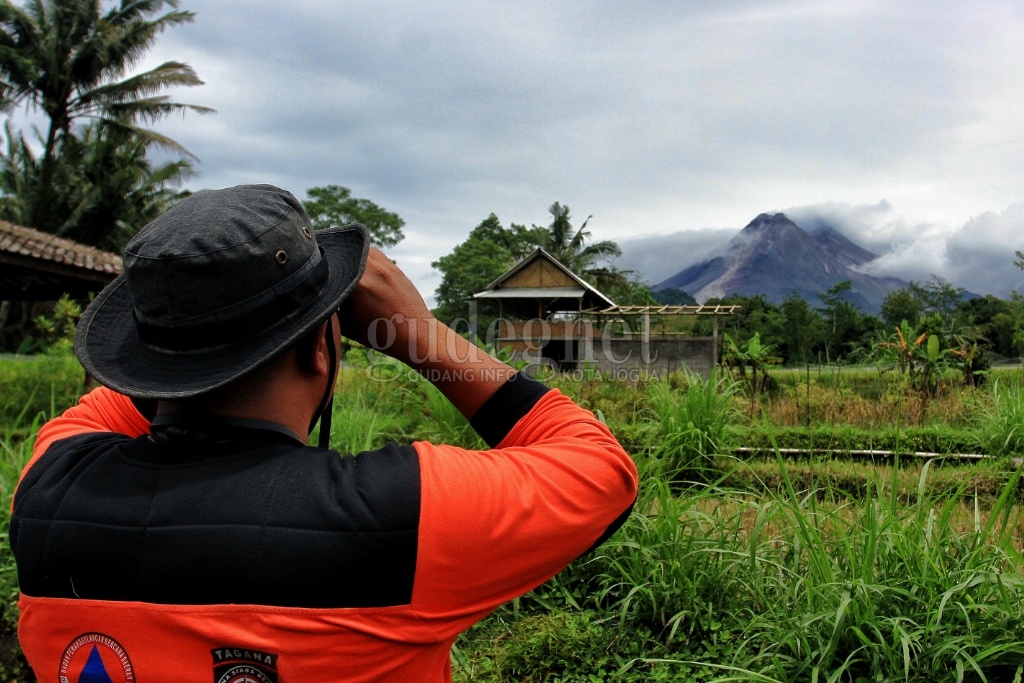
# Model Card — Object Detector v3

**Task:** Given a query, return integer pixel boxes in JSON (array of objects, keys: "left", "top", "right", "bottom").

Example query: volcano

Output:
[{"left": 654, "top": 213, "right": 905, "bottom": 313}]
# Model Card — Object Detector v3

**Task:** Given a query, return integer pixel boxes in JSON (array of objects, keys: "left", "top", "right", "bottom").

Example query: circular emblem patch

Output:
[
  {"left": 217, "top": 665, "right": 276, "bottom": 683},
  {"left": 212, "top": 647, "right": 279, "bottom": 683},
  {"left": 59, "top": 632, "right": 135, "bottom": 683}
]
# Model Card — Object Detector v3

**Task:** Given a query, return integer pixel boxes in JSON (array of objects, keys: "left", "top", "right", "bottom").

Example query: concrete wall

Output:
[
  {"left": 588, "top": 337, "right": 715, "bottom": 379},
  {"left": 499, "top": 333, "right": 717, "bottom": 380}
]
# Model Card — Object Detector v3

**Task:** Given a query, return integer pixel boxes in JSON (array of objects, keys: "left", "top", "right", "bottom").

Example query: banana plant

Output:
[
  {"left": 723, "top": 332, "right": 777, "bottom": 409},
  {"left": 873, "top": 320, "right": 920, "bottom": 377},
  {"left": 874, "top": 320, "right": 955, "bottom": 396},
  {"left": 947, "top": 335, "right": 989, "bottom": 388},
  {"left": 918, "top": 333, "right": 944, "bottom": 396}
]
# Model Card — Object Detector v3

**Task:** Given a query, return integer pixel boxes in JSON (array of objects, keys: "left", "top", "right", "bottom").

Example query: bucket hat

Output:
[{"left": 75, "top": 184, "right": 369, "bottom": 400}]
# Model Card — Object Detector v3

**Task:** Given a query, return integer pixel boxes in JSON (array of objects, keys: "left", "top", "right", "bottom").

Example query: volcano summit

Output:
[{"left": 654, "top": 213, "right": 906, "bottom": 313}]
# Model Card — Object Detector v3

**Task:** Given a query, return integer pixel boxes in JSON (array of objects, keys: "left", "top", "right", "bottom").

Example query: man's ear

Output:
[{"left": 295, "top": 320, "right": 331, "bottom": 376}]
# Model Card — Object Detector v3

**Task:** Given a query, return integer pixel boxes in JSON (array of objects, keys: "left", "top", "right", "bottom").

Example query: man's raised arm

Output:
[{"left": 339, "top": 247, "right": 516, "bottom": 418}]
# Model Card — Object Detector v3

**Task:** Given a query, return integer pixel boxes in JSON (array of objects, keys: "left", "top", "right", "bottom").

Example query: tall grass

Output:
[
  {"left": 0, "top": 410, "right": 40, "bottom": 677},
  {"left": 976, "top": 379, "right": 1024, "bottom": 457},
  {"left": 499, "top": 454, "right": 1024, "bottom": 682},
  {"left": 0, "top": 421, "right": 35, "bottom": 634},
  {"left": 326, "top": 387, "right": 408, "bottom": 454},
  {"left": 6, "top": 352, "right": 1024, "bottom": 681},
  {"left": 326, "top": 361, "right": 487, "bottom": 452},
  {"left": 414, "top": 382, "right": 486, "bottom": 449},
  {"left": 645, "top": 372, "right": 740, "bottom": 477},
  {"left": 0, "top": 352, "right": 83, "bottom": 433}
]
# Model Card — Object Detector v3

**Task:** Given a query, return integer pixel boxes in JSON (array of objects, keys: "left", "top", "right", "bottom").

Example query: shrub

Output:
[
  {"left": 976, "top": 379, "right": 1024, "bottom": 456},
  {"left": 0, "top": 351, "right": 84, "bottom": 432},
  {"left": 644, "top": 372, "right": 740, "bottom": 477}
]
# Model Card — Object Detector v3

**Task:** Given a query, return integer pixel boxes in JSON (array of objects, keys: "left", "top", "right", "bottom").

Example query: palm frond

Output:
[
  {"left": 92, "top": 118, "right": 196, "bottom": 158},
  {"left": 107, "top": 2, "right": 184, "bottom": 26},
  {"left": 579, "top": 239, "right": 622, "bottom": 260},
  {"left": 0, "top": 0, "right": 207, "bottom": 240},
  {"left": 76, "top": 61, "right": 205, "bottom": 107},
  {"left": 93, "top": 11, "right": 194, "bottom": 78}
]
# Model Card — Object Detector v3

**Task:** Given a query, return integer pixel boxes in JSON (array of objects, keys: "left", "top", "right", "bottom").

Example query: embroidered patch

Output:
[
  {"left": 212, "top": 647, "right": 279, "bottom": 683},
  {"left": 59, "top": 632, "right": 135, "bottom": 683}
]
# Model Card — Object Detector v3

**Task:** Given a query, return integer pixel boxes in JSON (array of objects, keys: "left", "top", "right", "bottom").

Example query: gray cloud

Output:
[
  {"left": 780, "top": 200, "right": 1024, "bottom": 297},
  {"left": 617, "top": 229, "right": 735, "bottom": 285},
  {"left": 124, "top": 1, "right": 1024, "bottom": 303},
  {"left": 782, "top": 200, "right": 920, "bottom": 256},
  {"left": 944, "top": 204, "right": 1024, "bottom": 297},
  {"left": 772, "top": 200, "right": 1024, "bottom": 296}
]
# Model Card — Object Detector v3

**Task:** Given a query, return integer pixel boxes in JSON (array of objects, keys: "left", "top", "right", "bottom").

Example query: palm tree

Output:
[
  {"left": 540, "top": 202, "right": 626, "bottom": 291},
  {"left": 62, "top": 121, "right": 193, "bottom": 250},
  {"left": 0, "top": 121, "right": 39, "bottom": 223},
  {"left": 0, "top": 0, "right": 211, "bottom": 233},
  {"left": 0, "top": 119, "right": 192, "bottom": 250}
]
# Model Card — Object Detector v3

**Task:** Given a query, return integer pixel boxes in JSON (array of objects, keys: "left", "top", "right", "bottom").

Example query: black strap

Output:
[{"left": 312, "top": 315, "right": 338, "bottom": 449}]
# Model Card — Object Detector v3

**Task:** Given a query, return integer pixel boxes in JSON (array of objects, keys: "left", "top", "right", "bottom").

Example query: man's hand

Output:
[
  {"left": 339, "top": 248, "right": 432, "bottom": 364},
  {"left": 338, "top": 248, "right": 515, "bottom": 420}
]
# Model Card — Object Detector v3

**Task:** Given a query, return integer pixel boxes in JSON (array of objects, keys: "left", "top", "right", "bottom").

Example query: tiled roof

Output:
[{"left": 0, "top": 220, "right": 122, "bottom": 275}]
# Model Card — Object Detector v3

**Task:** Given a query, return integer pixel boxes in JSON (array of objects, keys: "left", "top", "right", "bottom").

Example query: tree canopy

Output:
[
  {"left": 302, "top": 185, "right": 405, "bottom": 248},
  {"left": 0, "top": 119, "right": 192, "bottom": 251},
  {"left": 431, "top": 205, "right": 651, "bottom": 329},
  {"left": 431, "top": 213, "right": 537, "bottom": 325},
  {"left": 535, "top": 202, "right": 625, "bottom": 291}
]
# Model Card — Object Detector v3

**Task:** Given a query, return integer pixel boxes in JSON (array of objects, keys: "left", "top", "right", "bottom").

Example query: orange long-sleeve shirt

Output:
[{"left": 12, "top": 374, "right": 637, "bottom": 682}]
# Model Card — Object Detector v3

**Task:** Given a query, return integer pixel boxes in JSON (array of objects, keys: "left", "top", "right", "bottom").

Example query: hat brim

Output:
[{"left": 75, "top": 224, "right": 370, "bottom": 400}]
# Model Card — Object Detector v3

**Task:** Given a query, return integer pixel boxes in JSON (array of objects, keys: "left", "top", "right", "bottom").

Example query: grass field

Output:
[{"left": 1, "top": 350, "right": 1023, "bottom": 681}]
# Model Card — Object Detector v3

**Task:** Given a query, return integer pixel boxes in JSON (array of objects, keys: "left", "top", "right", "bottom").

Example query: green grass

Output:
[
  {"left": 414, "top": 380, "right": 486, "bottom": 449},
  {"left": 733, "top": 424, "right": 987, "bottom": 457},
  {"left": 726, "top": 456, "right": 1022, "bottom": 503},
  {"left": 644, "top": 372, "right": 740, "bottom": 477},
  {"left": 975, "top": 379, "right": 1024, "bottom": 457},
  {"left": 0, "top": 352, "right": 83, "bottom": 434},
  {"left": 325, "top": 368, "right": 410, "bottom": 453},
  {"left": 456, "top": 455, "right": 1024, "bottom": 682},
  {"left": 0, "top": 412, "right": 40, "bottom": 678}
]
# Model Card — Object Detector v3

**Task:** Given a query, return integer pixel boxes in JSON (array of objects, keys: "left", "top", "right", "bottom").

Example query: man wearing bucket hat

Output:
[{"left": 10, "top": 184, "right": 638, "bottom": 682}]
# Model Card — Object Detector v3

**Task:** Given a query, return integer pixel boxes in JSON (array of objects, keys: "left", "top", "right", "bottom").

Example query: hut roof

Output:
[
  {"left": 474, "top": 247, "right": 616, "bottom": 315},
  {"left": 0, "top": 221, "right": 122, "bottom": 300}
]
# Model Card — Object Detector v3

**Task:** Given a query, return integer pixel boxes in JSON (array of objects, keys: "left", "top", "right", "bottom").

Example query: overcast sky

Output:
[{"left": 137, "top": 0, "right": 1024, "bottom": 302}]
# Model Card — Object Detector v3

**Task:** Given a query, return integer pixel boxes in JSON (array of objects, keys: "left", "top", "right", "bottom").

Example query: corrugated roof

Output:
[
  {"left": 0, "top": 220, "right": 122, "bottom": 275},
  {"left": 475, "top": 287, "right": 585, "bottom": 299}
]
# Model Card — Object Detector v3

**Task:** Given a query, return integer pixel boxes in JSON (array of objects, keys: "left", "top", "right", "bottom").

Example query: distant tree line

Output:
[{"left": 698, "top": 275, "right": 1024, "bottom": 373}]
